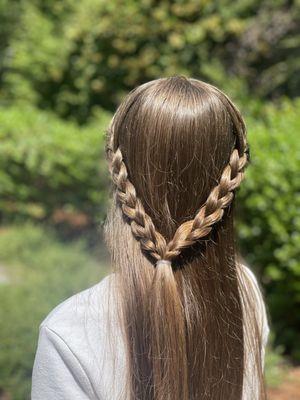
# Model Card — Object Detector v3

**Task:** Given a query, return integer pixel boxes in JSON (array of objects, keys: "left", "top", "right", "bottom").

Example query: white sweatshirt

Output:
[{"left": 31, "top": 265, "right": 270, "bottom": 399}]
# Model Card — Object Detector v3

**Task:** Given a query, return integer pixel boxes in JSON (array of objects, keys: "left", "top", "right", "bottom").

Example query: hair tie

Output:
[{"left": 156, "top": 259, "right": 172, "bottom": 268}]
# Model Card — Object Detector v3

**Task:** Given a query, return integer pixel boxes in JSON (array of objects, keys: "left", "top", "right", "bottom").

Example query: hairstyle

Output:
[{"left": 104, "top": 76, "right": 266, "bottom": 399}]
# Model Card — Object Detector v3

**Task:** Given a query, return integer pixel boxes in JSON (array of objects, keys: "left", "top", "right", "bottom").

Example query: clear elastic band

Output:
[{"left": 156, "top": 259, "right": 172, "bottom": 268}]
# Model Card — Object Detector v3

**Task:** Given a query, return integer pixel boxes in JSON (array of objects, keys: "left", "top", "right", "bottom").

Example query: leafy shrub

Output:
[
  {"left": 2, "top": 0, "right": 299, "bottom": 122},
  {"left": 264, "top": 336, "right": 288, "bottom": 389},
  {"left": 0, "top": 104, "right": 111, "bottom": 226},
  {"left": 0, "top": 223, "right": 108, "bottom": 400},
  {"left": 238, "top": 97, "right": 300, "bottom": 360}
]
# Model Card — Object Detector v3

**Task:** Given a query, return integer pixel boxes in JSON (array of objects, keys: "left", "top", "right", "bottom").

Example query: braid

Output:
[
  {"left": 165, "top": 149, "right": 247, "bottom": 260},
  {"left": 107, "top": 144, "right": 248, "bottom": 266},
  {"left": 109, "top": 147, "right": 168, "bottom": 261}
]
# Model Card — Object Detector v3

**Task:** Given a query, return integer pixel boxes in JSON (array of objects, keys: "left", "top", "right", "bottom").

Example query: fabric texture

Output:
[{"left": 31, "top": 265, "right": 270, "bottom": 400}]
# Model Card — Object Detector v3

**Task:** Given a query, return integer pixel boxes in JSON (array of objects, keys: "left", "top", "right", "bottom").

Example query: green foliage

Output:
[
  {"left": 1, "top": 0, "right": 299, "bottom": 122},
  {"left": 0, "top": 0, "right": 23, "bottom": 86},
  {"left": 0, "top": 223, "right": 107, "bottom": 400},
  {"left": 238, "top": 97, "right": 300, "bottom": 360},
  {"left": 265, "top": 338, "right": 288, "bottom": 389},
  {"left": 0, "top": 104, "right": 111, "bottom": 225}
]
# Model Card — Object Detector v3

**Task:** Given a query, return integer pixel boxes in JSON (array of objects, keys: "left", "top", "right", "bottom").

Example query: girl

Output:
[{"left": 32, "top": 76, "right": 270, "bottom": 400}]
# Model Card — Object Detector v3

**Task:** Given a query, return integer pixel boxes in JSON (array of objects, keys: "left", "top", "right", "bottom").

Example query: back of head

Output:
[{"left": 104, "top": 76, "right": 265, "bottom": 400}]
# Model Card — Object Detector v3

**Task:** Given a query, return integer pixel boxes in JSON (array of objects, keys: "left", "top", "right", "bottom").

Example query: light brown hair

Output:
[{"left": 104, "top": 76, "right": 266, "bottom": 399}]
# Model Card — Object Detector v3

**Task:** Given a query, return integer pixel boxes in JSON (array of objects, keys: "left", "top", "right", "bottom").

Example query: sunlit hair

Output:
[{"left": 103, "top": 76, "right": 266, "bottom": 399}]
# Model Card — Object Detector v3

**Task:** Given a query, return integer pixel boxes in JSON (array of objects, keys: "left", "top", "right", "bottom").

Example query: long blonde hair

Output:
[{"left": 104, "top": 76, "right": 266, "bottom": 399}]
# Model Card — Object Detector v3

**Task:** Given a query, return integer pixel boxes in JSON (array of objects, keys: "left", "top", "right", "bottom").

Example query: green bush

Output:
[
  {"left": 238, "top": 97, "right": 300, "bottom": 360},
  {"left": 0, "top": 104, "right": 111, "bottom": 225},
  {"left": 264, "top": 336, "right": 288, "bottom": 389},
  {"left": 0, "top": 223, "right": 108, "bottom": 400},
  {"left": 2, "top": 0, "right": 299, "bottom": 122}
]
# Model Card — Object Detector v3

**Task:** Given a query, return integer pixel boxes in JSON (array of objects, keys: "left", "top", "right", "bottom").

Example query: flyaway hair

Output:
[{"left": 103, "top": 76, "right": 267, "bottom": 399}]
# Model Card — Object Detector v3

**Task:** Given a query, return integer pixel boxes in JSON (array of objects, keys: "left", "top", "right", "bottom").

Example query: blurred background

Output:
[{"left": 0, "top": 1, "right": 299, "bottom": 399}]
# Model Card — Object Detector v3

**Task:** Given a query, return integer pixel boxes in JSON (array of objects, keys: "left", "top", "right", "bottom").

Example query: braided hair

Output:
[{"left": 106, "top": 138, "right": 249, "bottom": 266}]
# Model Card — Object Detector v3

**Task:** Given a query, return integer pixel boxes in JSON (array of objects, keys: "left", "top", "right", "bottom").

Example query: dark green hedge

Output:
[
  {"left": 1, "top": 0, "right": 299, "bottom": 122},
  {"left": 0, "top": 104, "right": 111, "bottom": 226},
  {"left": 238, "top": 98, "right": 300, "bottom": 360}
]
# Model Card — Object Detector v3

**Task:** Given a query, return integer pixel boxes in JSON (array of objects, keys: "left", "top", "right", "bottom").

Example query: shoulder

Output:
[
  {"left": 40, "top": 273, "right": 116, "bottom": 340},
  {"left": 33, "top": 273, "right": 126, "bottom": 399},
  {"left": 32, "top": 274, "right": 120, "bottom": 399},
  {"left": 238, "top": 262, "right": 271, "bottom": 346}
]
